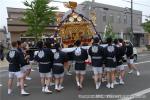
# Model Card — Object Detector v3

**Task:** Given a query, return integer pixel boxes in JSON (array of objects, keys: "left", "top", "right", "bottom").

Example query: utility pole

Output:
[{"left": 130, "top": 0, "right": 134, "bottom": 43}]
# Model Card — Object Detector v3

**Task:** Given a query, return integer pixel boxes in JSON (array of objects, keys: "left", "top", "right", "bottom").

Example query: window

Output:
[
  {"left": 10, "top": 13, "right": 23, "bottom": 19},
  {"left": 123, "top": 15, "right": 127, "bottom": 24},
  {"left": 109, "top": 14, "right": 114, "bottom": 23},
  {"left": 103, "top": 12, "right": 107, "bottom": 22},
  {"left": 137, "top": 18, "right": 141, "bottom": 25},
  {"left": 117, "top": 15, "right": 121, "bottom": 24}
]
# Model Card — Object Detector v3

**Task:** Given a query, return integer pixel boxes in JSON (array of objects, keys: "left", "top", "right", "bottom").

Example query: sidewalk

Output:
[{"left": 0, "top": 59, "right": 8, "bottom": 68}]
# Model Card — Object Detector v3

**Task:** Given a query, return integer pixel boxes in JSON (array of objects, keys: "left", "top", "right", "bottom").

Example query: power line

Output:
[
  {"left": 121, "top": 0, "right": 150, "bottom": 8},
  {"left": 52, "top": 0, "right": 67, "bottom": 3},
  {"left": 92, "top": 6, "right": 149, "bottom": 17}
]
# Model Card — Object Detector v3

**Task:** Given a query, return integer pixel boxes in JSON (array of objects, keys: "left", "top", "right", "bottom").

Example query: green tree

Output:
[
  {"left": 142, "top": 17, "right": 150, "bottom": 33},
  {"left": 23, "top": 0, "right": 57, "bottom": 41},
  {"left": 103, "top": 23, "right": 116, "bottom": 40}
]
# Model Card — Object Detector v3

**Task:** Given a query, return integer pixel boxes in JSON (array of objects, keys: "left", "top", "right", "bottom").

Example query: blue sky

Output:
[{"left": 0, "top": 0, "right": 150, "bottom": 28}]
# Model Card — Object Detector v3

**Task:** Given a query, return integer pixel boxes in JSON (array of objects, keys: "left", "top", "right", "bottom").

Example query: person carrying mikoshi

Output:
[
  {"left": 103, "top": 37, "right": 117, "bottom": 89},
  {"left": 21, "top": 42, "right": 32, "bottom": 81},
  {"left": 6, "top": 41, "right": 30, "bottom": 95},
  {"left": 125, "top": 41, "right": 140, "bottom": 76},
  {"left": 72, "top": 40, "right": 88, "bottom": 90},
  {"left": 52, "top": 43, "right": 68, "bottom": 92},
  {"left": 114, "top": 39, "right": 126, "bottom": 85},
  {"left": 34, "top": 41, "right": 54, "bottom": 94},
  {"left": 16, "top": 41, "right": 32, "bottom": 88},
  {"left": 88, "top": 37, "right": 104, "bottom": 90}
]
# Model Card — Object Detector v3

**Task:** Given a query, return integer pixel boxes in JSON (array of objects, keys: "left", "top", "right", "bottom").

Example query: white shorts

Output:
[
  {"left": 105, "top": 67, "right": 116, "bottom": 72},
  {"left": 75, "top": 70, "right": 86, "bottom": 75},
  {"left": 117, "top": 65, "right": 126, "bottom": 71},
  {"left": 127, "top": 59, "right": 134, "bottom": 64},
  {"left": 29, "top": 61, "right": 38, "bottom": 67},
  {"left": 92, "top": 67, "right": 103, "bottom": 75},
  {"left": 29, "top": 61, "right": 34, "bottom": 64},
  {"left": 54, "top": 73, "right": 64, "bottom": 78},
  {"left": 40, "top": 72, "right": 52, "bottom": 78},
  {"left": 9, "top": 71, "right": 24, "bottom": 79},
  {"left": 21, "top": 65, "right": 31, "bottom": 73}
]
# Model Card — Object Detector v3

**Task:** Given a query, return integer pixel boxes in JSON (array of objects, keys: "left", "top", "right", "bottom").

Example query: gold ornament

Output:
[
  {"left": 77, "top": 16, "right": 82, "bottom": 22},
  {"left": 64, "top": 1, "right": 77, "bottom": 10},
  {"left": 72, "top": 13, "right": 78, "bottom": 18},
  {"left": 69, "top": 17, "right": 74, "bottom": 22}
]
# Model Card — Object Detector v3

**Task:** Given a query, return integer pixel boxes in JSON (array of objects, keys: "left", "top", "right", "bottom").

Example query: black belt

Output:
[{"left": 76, "top": 61, "right": 84, "bottom": 63}]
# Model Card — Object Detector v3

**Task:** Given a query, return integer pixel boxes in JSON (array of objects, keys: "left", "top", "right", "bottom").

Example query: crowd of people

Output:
[{"left": 6, "top": 36, "right": 140, "bottom": 96}]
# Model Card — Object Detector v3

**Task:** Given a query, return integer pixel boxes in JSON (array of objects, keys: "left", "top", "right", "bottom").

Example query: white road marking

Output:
[
  {"left": 138, "top": 54, "right": 150, "bottom": 57},
  {"left": 118, "top": 88, "right": 150, "bottom": 100},
  {"left": 117, "top": 61, "right": 150, "bottom": 100},
  {"left": 0, "top": 70, "right": 8, "bottom": 73},
  {"left": 138, "top": 54, "right": 146, "bottom": 57},
  {"left": 135, "top": 61, "right": 150, "bottom": 65},
  {"left": 0, "top": 84, "right": 2, "bottom": 87},
  {"left": 122, "top": 60, "right": 150, "bottom": 67}
]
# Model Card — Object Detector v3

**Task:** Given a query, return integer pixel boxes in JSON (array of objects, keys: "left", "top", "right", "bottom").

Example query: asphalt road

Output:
[{"left": 0, "top": 52, "right": 150, "bottom": 100}]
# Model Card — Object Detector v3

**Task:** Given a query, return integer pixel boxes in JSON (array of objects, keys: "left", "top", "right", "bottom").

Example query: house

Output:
[
  {"left": 7, "top": 7, "right": 64, "bottom": 42},
  {"left": 75, "top": 1, "right": 147, "bottom": 47}
]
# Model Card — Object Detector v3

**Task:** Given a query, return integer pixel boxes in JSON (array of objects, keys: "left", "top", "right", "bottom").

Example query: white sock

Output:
[
  {"left": 21, "top": 89, "right": 25, "bottom": 93},
  {"left": 99, "top": 82, "right": 101, "bottom": 86},
  {"left": 55, "top": 84, "right": 58, "bottom": 89},
  {"left": 59, "top": 84, "right": 61, "bottom": 88},
  {"left": 107, "top": 82, "right": 110, "bottom": 85},
  {"left": 96, "top": 82, "right": 99, "bottom": 88},
  {"left": 8, "top": 89, "right": 12, "bottom": 94},
  {"left": 96, "top": 82, "right": 99, "bottom": 85},
  {"left": 77, "top": 81, "right": 80, "bottom": 86},
  {"left": 45, "top": 86, "right": 48, "bottom": 89},
  {"left": 137, "top": 70, "right": 140, "bottom": 73},
  {"left": 42, "top": 87, "right": 45, "bottom": 90},
  {"left": 120, "top": 78, "right": 123, "bottom": 81},
  {"left": 21, "top": 89, "right": 30, "bottom": 94}
]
